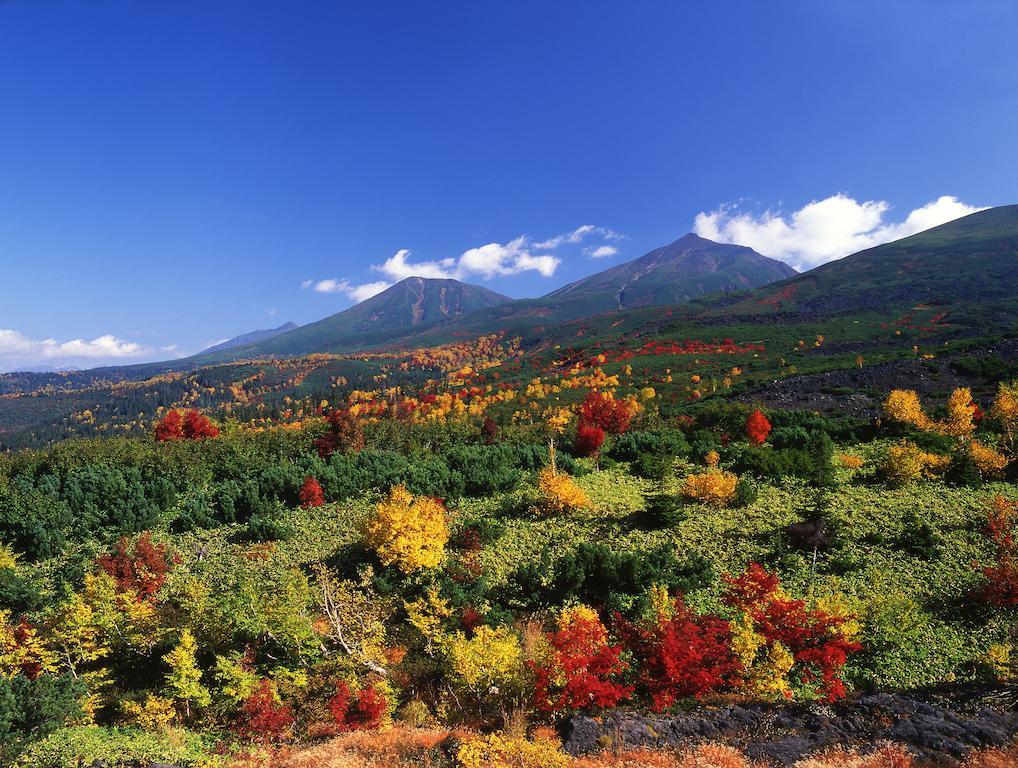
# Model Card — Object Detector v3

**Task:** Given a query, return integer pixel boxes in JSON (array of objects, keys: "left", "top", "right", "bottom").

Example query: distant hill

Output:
[
  {"left": 712, "top": 205, "right": 1018, "bottom": 315},
  {"left": 546, "top": 233, "right": 796, "bottom": 312},
  {"left": 200, "top": 322, "right": 299, "bottom": 354},
  {"left": 392, "top": 234, "right": 798, "bottom": 344},
  {"left": 212, "top": 277, "right": 512, "bottom": 359}
]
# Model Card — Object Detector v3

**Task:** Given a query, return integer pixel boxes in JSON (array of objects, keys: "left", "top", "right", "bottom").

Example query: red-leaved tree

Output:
[
  {"left": 746, "top": 408, "right": 772, "bottom": 447},
  {"left": 530, "top": 606, "right": 632, "bottom": 715},
  {"left": 97, "top": 532, "right": 178, "bottom": 601},
  {"left": 978, "top": 496, "right": 1018, "bottom": 606},
  {"left": 154, "top": 409, "right": 219, "bottom": 441},
  {"left": 183, "top": 409, "right": 220, "bottom": 438},
  {"left": 578, "top": 391, "right": 634, "bottom": 435},
  {"left": 314, "top": 408, "right": 365, "bottom": 459},
  {"left": 299, "top": 476, "right": 325, "bottom": 508},
  {"left": 154, "top": 410, "right": 184, "bottom": 441},
  {"left": 615, "top": 598, "right": 739, "bottom": 711},
  {"left": 328, "top": 681, "right": 387, "bottom": 731}
]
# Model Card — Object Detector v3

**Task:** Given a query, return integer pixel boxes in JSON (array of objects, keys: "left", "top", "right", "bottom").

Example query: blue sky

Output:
[{"left": 1, "top": 1, "right": 1016, "bottom": 370}]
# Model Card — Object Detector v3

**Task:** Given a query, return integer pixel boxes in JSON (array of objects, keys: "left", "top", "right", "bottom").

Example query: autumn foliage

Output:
[
  {"left": 154, "top": 409, "right": 219, "bottom": 441},
  {"left": 723, "top": 563, "right": 861, "bottom": 701},
  {"left": 314, "top": 407, "right": 365, "bottom": 458},
  {"left": 364, "top": 485, "right": 449, "bottom": 573},
  {"left": 537, "top": 466, "right": 591, "bottom": 515},
  {"left": 530, "top": 605, "right": 632, "bottom": 714},
  {"left": 574, "top": 423, "right": 606, "bottom": 457},
  {"left": 616, "top": 597, "right": 739, "bottom": 711},
  {"left": 235, "top": 679, "right": 295, "bottom": 744},
  {"left": 328, "top": 681, "right": 388, "bottom": 731},
  {"left": 578, "top": 390, "right": 636, "bottom": 435},
  {"left": 96, "top": 532, "right": 177, "bottom": 601},
  {"left": 299, "top": 476, "right": 325, "bottom": 508},
  {"left": 978, "top": 496, "right": 1018, "bottom": 607},
  {"left": 746, "top": 408, "right": 772, "bottom": 446}
]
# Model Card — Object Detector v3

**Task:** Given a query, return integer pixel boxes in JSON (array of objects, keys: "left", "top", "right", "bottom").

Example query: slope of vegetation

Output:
[{"left": 1, "top": 338, "right": 1017, "bottom": 766}]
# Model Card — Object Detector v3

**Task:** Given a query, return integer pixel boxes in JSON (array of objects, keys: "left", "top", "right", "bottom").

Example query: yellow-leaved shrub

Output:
[
  {"left": 456, "top": 731, "right": 571, "bottom": 768},
  {"left": 446, "top": 625, "right": 525, "bottom": 696},
  {"left": 969, "top": 439, "right": 1009, "bottom": 476},
  {"left": 880, "top": 441, "right": 950, "bottom": 486},
  {"left": 537, "top": 466, "right": 590, "bottom": 515},
  {"left": 682, "top": 468, "right": 738, "bottom": 507},
  {"left": 365, "top": 485, "right": 449, "bottom": 573}
]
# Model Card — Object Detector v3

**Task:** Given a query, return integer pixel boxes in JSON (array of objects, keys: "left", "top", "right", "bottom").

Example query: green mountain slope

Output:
[
  {"left": 714, "top": 205, "right": 1018, "bottom": 315},
  {"left": 209, "top": 277, "right": 512, "bottom": 359},
  {"left": 546, "top": 233, "right": 796, "bottom": 311}
]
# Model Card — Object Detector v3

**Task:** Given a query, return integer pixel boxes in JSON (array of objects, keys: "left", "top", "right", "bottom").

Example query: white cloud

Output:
[
  {"left": 694, "top": 194, "right": 987, "bottom": 271},
  {"left": 347, "top": 281, "right": 391, "bottom": 302},
  {"left": 0, "top": 329, "right": 153, "bottom": 372},
  {"left": 303, "top": 224, "right": 623, "bottom": 305},
  {"left": 586, "top": 245, "right": 619, "bottom": 259},
  {"left": 302, "top": 278, "right": 392, "bottom": 302},
  {"left": 534, "top": 225, "right": 622, "bottom": 250}
]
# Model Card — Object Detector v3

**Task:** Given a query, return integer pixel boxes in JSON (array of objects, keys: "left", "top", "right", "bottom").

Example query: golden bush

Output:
[
  {"left": 537, "top": 466, "right": 591, "bottom": 515},
  {"left": 365, "top": 485, "right": 449, "bottom": 573},
  {"left": 969, "top": 439, "right": 1009, "bottom": 476},
  {"left": 456, "top": 731, "right": 571, "bottom": 768},
  {"left": 880, "top": 441, "right": 950, "bottom": 486},
  {"left": 682, "top": 468, "right": 738, "bottom": 507}
]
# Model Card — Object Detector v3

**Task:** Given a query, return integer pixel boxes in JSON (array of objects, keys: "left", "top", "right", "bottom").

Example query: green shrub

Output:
[
  {"left": 0, "top": 674, "right": 83, "bottom": 764},
  {"left": 16, "top": 726, "right": 217, "bottom": 768}
]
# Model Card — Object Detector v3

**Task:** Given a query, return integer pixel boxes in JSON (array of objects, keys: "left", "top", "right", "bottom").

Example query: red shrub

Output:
[
  {"left": 96, "top": 532, "right": 177, "bottom": 601},
  {"left": 183, "top": 409, "right": 220, "bottom": 438},
  {"left": 328, "top": 681, "right": 387, "bottom": 731},
  {"left": 723, "top": 563, "right": 861, "bottom": 701},
  {"left": 579, "top": 391, "right": 634, "bottom": 435},
  {"left": 745, "top": 408, "right": 772, "bottom": 447},
  {"left": 235, "top": 679, "right": 294, "bottom": 744},
  {"left": 530, "top": 607, "right": 633, "bottom": 715},
  {"left": 616, "top": 599, "right": 739, "bottom": 711},
  {"left": 154, "top": 410, "right": 184, "bottom": 441},
  {"left": 482, "top": 416, "right": 499, "bottom": 445},
  {"left": 978, "top": 496, "right": 1018, "bottom": 606},
  {"left": 299, "top": 476, "right": 325, "bottom": 508},
  {"left": 574, "top": 423, "right": 606, "bottom": 457},
  {"left": 460, "top": 605, "right": 483, "bottom": 634},
  {"left": 154, "top": 409, "right": 219, "bottom": 441}
]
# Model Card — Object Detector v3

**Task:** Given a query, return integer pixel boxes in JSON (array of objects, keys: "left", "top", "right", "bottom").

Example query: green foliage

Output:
[
  {"left": 507, "top": 541, "right": 711, "bottom": 613},
  {"left": 0, "top": 674, "right": 84, "bottom": 764},
  {"left": 16, "top": 726, "right": 216, "bottom": 768}
]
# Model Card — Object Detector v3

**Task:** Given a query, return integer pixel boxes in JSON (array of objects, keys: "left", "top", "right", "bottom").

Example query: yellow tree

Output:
[
  {"left": 943, "top": 387, "right": 977, "bottom": 438},
  {"left": 365, "top": 485, "right": 449, "bottom": 573},
  {"left": 882, "top": 389, "right": 930, "bottom": 430},
  {"left": 991, "top": 380, "right": 1018, "bottom": 451},
  {"left": 163, "top": 628, "right": 211, "bottom": 719}
]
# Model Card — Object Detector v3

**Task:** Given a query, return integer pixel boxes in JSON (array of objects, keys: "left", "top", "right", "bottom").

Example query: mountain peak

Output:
[{"left": 545, "top": 232, "right": 796, "bottom": 309}]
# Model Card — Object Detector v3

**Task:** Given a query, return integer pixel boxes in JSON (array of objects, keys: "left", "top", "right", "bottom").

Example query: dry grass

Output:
[
  {"left": 235, "top": 731, "right": 1018, "bottom": 768},
  {"left": 962, "top": 742, "right": 1018, "bottom": 768}
]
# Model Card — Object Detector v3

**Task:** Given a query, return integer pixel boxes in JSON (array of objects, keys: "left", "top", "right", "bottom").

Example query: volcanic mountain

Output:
[
  {"left": 545, "top": 232, "right": 797, "bottom": 312},
  {"left": 208, "top": 277, "right": 512, "bottom": 359}
]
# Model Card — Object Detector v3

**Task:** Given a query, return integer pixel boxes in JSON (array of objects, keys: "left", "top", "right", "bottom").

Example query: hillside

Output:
[
  {"left": 199, "top": 321, "right": 299, "bottom": 354},
  {"left": 712, "top": 204, "right": 1018, "bottom": 315}
]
